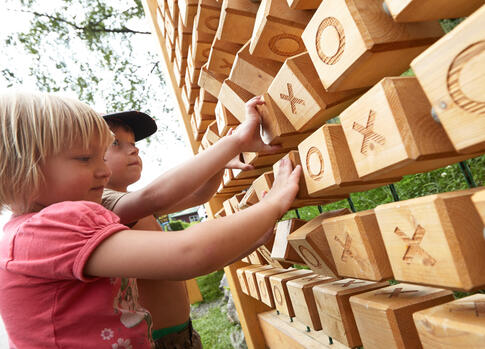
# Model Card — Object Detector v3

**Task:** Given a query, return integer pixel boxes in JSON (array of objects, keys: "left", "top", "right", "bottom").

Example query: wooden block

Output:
[
  {"left": 207, "top": 38, "right": 242, "bottom": 76},
  {"left": 184, "top": 69, "right": 200, "bottom": 96},
  {"left": 287, "top": 0, "right": 321, "bottom": 10},
  {"left": 165, "top": 34, "right": 176, "bottom": 62},
  {"left": 200, "top": 120, "right": 220, "bottom": 149},
  {"left": 267, "top": 52, "right": 362, "bottom": 133},
  {"left": 198, "top": 64, "right": 226, "bottom": 98},
  {"left": 301, "top": 0, "right": 443, "bottom": 91},
  {"left": 182, "top": 86, "right": 195, "bottom": 114},
  {"left": 322, "top": 209, "right": 393, "bottom": 281},
  {"left": 195, "top": 94, "right": 217, "bottom": 116},
  {"left": 287, "top": 274, "right": 337, "bottom": 330},
  {"left": 214, "top": 207, "right": 226, "bottom": 218},
  {"left": 217, "top": 183, "right": 248, "bottom": 194},
  {"left": 411, "top": 6, "right": 485, "bottom": 154},
  {"left": 248, "top": 250, "right": 268, "bottom": 265},
  {"left": 191, "top": 30, "right": 214, "bottom": 68},
  {"left": 298, "top": 124, "right": 402, "bottom": 197},
  {"left": 186, "top": 46, "right": 201, "bottom": 85},
  {"left": 223, "top": 197, "right": 236, "bottom": 215},
  {"left": 242, "top": 151, "right": 287, "bottom": 168},
  {"left": 216, "top": 0, "right": 260, "bottom": 44},
  {"left": 375, "top": 188, "right": 485, "bottom": 291},
  {"left": 222, "top": 169, "right": 254, "bottom": 188},
  {"left": 288, "top": 208, "right": 350, "bottom": 277},
  {"left": 271, "top": 219, "right": 307, "bottom": 264},
  {"left": 383, "top": 0, "right": 483, "bottom": 23},
  {"left": 177, "top": 23, "right": 191, "bottom": 59},
  {"left": 193, "top": 0, "right": 221, "bottom": 36},
  {"left": 258, "top": 245, "right": 293, "bottom": 269},
  {"left": 252, "top": 171, "right": 274, "bottom": 201},
  {"left": 228, "top": 192, "right": 246, "bottom": 213},
  {"left": 313, "top": 278, "right": 388, "bottom": 347},
  {"left": 340, "top": 77, "right": 473, "bottom": 180},
  {"left": 190, "top": 114, "right": 203, "bottom": 142},
  {"left": 350, "top": 283, "right": 454, "bottom": 349},
  {"left": 173, "top": 56, "right": 185, "bottom": 87},
  {"left": 178, "top": 0, "right": 198, "bottom": 28},
  {"left": 471, "top": 189, "right": 485, "bottom": 226},
  {"left": 238, "top": 186, "right": 259, "bottom": 210},
  {"left": 257, "top": 93, "right": 298, "bottom": 144},
  {"left": 237, "top": 265, "right": 268, "bottom": 295},
  {"left": 218, "top": 79, "right": 254, "bottom": 123},
  {"left": 249, "top": 0, "right": 313, "bottom": 62},
  {"left": 269, "top": 269, "right": 314, "bottom": 317},
  {"left": 241, "top": 256, "right": 250, "bottom": 263},
  {"left": 256, "top": 268, "right": 294, "bottom": 308},
  {"left": 245, "top": 265, "right": 274, "bottom": 300},
  {"left": 215, "top": 100, "right": 240, "bottom": 136},
  {"left": 229, "top": 41, "right": 283, "bottom": 96},
  {"left": 194, "top": 109, "right": 215, "bottom": 133},
  {"left": 413, "top": 294, "right": 485, "bottom": 348}
]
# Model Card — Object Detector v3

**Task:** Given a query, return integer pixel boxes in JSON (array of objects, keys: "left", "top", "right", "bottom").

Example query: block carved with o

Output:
[
  {"left": 411, "top": 6, "right": 485, "bottom": 154},
  {"left": 322, "top": 209, "right": 393, "bottom": 281},
  {"left": 375, "top": 188, "right": 485, "bottom": 291},
  {"left": 414, "top": 294, "right": 485, "bottom": 348},
  {"left": 193, "top": 0, "right": 221, "bottom": 36},
  {"left": 207, "top": 38, "right": 242, "bottom": 76},
  {"left": 269, "top": 269, "right": 314, "bottom": 317},
  {"left": 249, "top": 0, "right": 313, "bottom": 62},
  {"left": 245, "top": 265, "right": 274, "bottom": 300},
  {"left": 350, "top": 283, "right": 454, "bottom": 349},
  {"left": 287, "top": 208, "right": 350, "bottom": 277},
  {"left": 271, "top": 219, "right": 307, "bottom": 264},
  {"left": 216, "top": 0, "right": 259, "bottom": 44},
  {"left": 301, "top": 0, "right": 443, "bottom": 91},
  {"left": 298, "top": 124, "right": 401, "bottom": 197},
  {"left": 286, "top": 274, "right": 337, "bottom": 330},
  {"left": 340, "top": 77, "right": 474, "bottom": 180},
  {"left": 313, "top": 278, "right": 388, "bottom": 347},
  {"left": 256, "top": 268, "right": 293, "bottom": 308}
]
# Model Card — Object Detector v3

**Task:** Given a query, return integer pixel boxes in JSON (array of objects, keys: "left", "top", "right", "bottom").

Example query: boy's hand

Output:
[
  {"left": 225, "top": 128, "right": 254, "bottom": 170},
  {"left": 232, "top": 96, "right": 282, "bottom": 154},
  {"left": 261, "top": 158, "right": 301, "bottom": 218}
]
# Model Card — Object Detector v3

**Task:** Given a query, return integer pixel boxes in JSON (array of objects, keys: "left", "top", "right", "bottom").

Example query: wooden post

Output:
[
  {"left": 411, "top": 5, "right": 485, "bottom": 154},
  {"left": 313, "top": 278, "right": 388, "bottom": 347},
  {"left": 298, "top": 124, "right": 401, "bottom": 196},
  {"left": 322, "top": 209, "right": 394, "bottom": 281},
  {"left": 383, "top": 0, "right": 483, "bottom": 23},
  {"left": 413, "top": 294, "right": 485, "bottom": 348},
  {"left": 375, "top": 188, "right": 485, "bottom": 291},
  {"left": 249, "top": 0, "right": 313, "bottom": 62},
  {"left": 287, "top": 0, "right": 321, "bottom": 10},
  {"left": 287, "top": 208, "right": 350, "bottom": 277},
  {"left": 230, "top": 41, "right": 283, "bottom": 96},
  {"left": 339, "top": 77, "right": 473, "bottom": 180},
  {"left": 350, "top": 283, "right": 454, "bottom": 349},
  {"left": 286, "top": 274, "right": 337, "bottom": 330},
  {"left": 269, "top": 269, "right": 314, "bottom": 317},
  {"left": 271, "top": 219, "right": 307, "bottom": 264},
  {"left": 267, "top": 52, "right": 362, "bottom": 133},
  {"left": 301, "top": 0, "right": 443, "bottom": 91},
  {"left": 218, "top": 79, "right": 254, "bottom": 123},
  {"left": 216, "top": 0, "right": 260, "bottom": 44},
  {"left": 256, "top": 268, "right": 294, "bottom": 308}
]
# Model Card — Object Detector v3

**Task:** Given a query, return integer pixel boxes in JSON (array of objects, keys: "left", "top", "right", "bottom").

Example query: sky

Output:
[{"left": 0, "top": 3, "right": 195, "bottom": 344}]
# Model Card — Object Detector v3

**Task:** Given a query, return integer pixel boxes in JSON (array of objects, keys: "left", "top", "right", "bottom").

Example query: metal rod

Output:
[
  {"left": 317, "top": 205, "right": 323, "bottom": 213},
  {"left": 295, "top": 209, "right": 301, "bottom": 219},
  {"left": 389, "top": 184, "right": 400, "bottom": 202},
  {"left": 459, "top": 160, "right": 477, "bottom": 188},
  {"left": 347, "top": 197, "right": 356, "bottom": 212}
]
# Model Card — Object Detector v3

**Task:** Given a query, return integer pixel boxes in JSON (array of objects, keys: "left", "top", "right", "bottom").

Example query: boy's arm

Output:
[
  {"left": 85, "top": 159, "right": 300, "bottom": 280},
  {"left": 111, "top": 97, "right": 279, "bottom": 224}
]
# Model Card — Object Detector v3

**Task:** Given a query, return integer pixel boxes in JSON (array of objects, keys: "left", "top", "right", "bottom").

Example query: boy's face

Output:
[{"left": 104, "top": 127, "right": 143, "bottom": 191}]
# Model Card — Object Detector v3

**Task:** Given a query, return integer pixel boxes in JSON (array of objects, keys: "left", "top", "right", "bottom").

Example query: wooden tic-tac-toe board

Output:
[{"left": 144, "top": 0, "right": 485, "bottom": 347}]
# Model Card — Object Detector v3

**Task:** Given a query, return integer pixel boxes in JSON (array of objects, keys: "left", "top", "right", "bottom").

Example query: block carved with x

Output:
[
  {"left": 352, "top": 110, "right": 386, "bottom": 155},
  {"left": 394, "top": 225, "right": 437, "bottom": 266}
]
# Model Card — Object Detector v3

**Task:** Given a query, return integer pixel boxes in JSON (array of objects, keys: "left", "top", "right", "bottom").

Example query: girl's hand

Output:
[
  {"left": 261, "top": 158, "right": 301, "bottom": 218},
  {"left": 225, "top": 128, "right": 254, "bottom": 170},
  {"left": 231, "top": 96, "right": 281, "bottom": 154}
]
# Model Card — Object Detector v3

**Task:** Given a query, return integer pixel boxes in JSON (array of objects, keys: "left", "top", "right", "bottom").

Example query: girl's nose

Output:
[
  {"left": 96, "top": 160, "right": 112, "bottom": 179},
  {"left": 128, "top": 144, "right": 139, "bottom": 155}
]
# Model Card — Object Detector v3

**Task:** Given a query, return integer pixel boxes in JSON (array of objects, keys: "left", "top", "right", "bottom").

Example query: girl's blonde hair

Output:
[{"left": 0, "top": 91, "right": 113, "bottom": 214}]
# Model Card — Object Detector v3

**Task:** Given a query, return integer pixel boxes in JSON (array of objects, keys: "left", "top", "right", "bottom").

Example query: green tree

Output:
[{"left": 2, "top": 0, "right": 180, "bottom": 141}]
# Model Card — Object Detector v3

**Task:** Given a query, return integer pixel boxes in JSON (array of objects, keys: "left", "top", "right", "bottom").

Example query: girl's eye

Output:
[
  {"left": 113, "top": 140, "right": 119, "bottom": 146},
  {"left": 77, "top": 156, "right": 91, "bottom": 162}
]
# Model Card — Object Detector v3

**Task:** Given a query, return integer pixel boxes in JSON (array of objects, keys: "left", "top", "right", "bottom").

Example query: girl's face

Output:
[{"left": 32, "top": 141, "right": 112, "bottom": 211}]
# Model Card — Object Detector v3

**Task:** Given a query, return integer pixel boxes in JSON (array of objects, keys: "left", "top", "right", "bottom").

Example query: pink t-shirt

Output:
[{"left": 0, "top": 201, "right": 153, "bottom": 348}]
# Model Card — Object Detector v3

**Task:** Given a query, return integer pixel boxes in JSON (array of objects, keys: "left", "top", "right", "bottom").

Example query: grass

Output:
[{"left": 192, "top": 270, "right": 243, "bottom": 348}]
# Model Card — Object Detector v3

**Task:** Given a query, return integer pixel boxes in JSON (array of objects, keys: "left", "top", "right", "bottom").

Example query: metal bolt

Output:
[
  {"left": 329, "top": 336, "right": 334, "bottom": 345},
  {"left": 439, "top": 101, "right": 448, "bottom": 109},
  {"left": 276, "top": 310, "right": 280, "bottom": 315},
  {"left": 306, "top": 326, "right": 311, "bottom": 332},
  {"left": 431, "top": 107, "right": 441, "bottom": 124}
]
